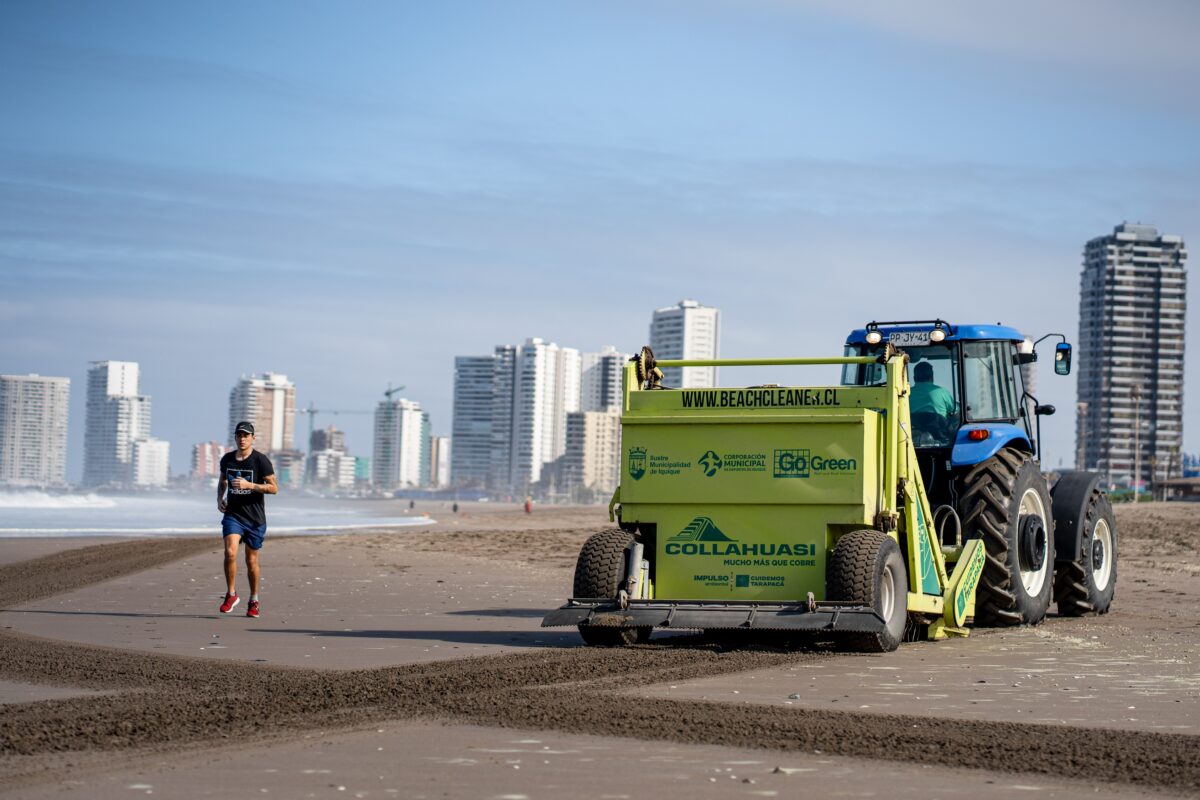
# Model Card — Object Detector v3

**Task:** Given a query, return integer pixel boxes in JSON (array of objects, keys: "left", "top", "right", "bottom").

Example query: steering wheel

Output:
[{"left": 911, "top": 411, "right": 951, "bottom": 444}]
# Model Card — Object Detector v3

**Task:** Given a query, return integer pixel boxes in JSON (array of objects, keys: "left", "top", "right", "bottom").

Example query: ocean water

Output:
[{"left": 0, "top": 491, "right": 433, "bottom": 537}]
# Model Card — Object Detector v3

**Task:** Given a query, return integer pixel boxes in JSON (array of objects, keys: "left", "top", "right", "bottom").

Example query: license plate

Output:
[{"left": 888, "top": 331, "right": 930, "bottom": 347}]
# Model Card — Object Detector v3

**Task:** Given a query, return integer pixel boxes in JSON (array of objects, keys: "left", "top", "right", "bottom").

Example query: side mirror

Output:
[
  {"left": 1054, "top": 343, "right": 1072, "bottom": 376},
  {"left": 1035, "top": 404, "right": 1056, "bottom": 416}
]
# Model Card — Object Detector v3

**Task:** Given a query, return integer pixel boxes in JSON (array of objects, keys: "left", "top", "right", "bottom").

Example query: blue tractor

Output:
[{"left": 842, "top": 320, "right": 1117, "bottom": 626}]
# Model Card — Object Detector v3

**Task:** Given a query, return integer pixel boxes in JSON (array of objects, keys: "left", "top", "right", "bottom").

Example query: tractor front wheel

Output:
[
  {"left": 827, "top": 530, "right": 908, "bottom": 652},
  {"left": 1054, "top": 487, "right": 1117, "bottom": 616},
  {"left": 958, "top": 449, "right": 1055, "bottom": 626},
  {"left": 572, "top": 528, "right": 646, "bottom": 646}
]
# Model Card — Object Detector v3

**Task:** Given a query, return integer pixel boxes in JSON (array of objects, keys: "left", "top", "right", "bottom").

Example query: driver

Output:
[{"left": 910, "top": 360, "right": 957, "bottom": 434}]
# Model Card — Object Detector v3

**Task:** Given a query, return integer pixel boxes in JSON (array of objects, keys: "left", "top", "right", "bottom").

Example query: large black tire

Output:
[
  {"left": 572, "top": 528, "right": 647, "bottom": 647},
  {"left": 958, "top": 449, "right": 1055, "bottom": 626},
  {"left": 1054, "top": 488, "right": 1117, "bottom": 616},
  {"left": 827, "top": 530, "right": 908, "bottom": 652}
]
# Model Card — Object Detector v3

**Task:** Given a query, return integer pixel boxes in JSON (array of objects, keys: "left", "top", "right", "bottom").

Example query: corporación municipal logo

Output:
[
  {"left": 699, "top": 450, "right": 723, "bottom": 477},
  {"left": 774, "top": 449, "right": 810, "bottom": 478},
  {"left": 628, "top": 447, "right": 647, "bottom": 480}
]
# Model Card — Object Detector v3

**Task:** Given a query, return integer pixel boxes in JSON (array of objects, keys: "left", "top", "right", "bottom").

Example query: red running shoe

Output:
[
  {"left": 219, "top": 592, "right": 240, "bottom": 614},
  {"left": 246, "top": 600, "right": 260, "bottom": 619}
]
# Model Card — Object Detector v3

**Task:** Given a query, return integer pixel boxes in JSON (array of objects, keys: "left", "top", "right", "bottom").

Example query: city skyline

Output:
[{"left": 3, "top": 2, "right": 1199, "bottom": 478}]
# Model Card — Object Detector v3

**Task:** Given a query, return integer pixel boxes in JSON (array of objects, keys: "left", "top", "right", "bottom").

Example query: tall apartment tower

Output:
[
  {"left": 449, "top": 338, "right": 581, "bottom": 494},
  {"left": 372, "top": 397, "right": 431, "bottom": 490},
  {"left": 508, "top": 338, "right": 580, "bottom": 492},
  {"left": 449, "top": 355, "right": 498, "bottom": 488},
  {"left": 1076, "top": 223, "right": 1187, "bottom": 487},
  {"left": 0, "top": 374, "right": 70, "bottom": 487},
  {"left": 83, "top": 361, "right": 151, "bottom": 487},
  {"left": 649, "top": 300, "right": 720, "bottom": 389},
  {"left": 581, "top": 346, "right": 630, "bottom": 411},
  {"left": 228, "top": 373, "right": 295, "bottom": 452}
]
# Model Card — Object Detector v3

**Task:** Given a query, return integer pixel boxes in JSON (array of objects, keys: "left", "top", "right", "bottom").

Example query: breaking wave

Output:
[{"left": 0, "top": 491, "right": 119, "bottom": 510}]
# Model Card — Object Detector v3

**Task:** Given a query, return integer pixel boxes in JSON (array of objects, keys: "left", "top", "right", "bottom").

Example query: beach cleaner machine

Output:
[{"left": 542, "top": 344, "right": 987, "bottom": 652}]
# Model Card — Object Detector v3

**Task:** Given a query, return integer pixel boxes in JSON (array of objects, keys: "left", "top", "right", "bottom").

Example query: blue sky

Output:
[{"left": 2, "top": 0, "right": 1198, "bottom": 478}]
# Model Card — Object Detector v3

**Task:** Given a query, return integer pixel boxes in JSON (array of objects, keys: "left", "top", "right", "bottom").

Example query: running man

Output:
[{"left": 217, "top": 421, "right": 277, "bottom": 617}]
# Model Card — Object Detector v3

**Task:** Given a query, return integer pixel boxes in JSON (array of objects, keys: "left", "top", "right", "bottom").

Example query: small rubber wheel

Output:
[
  {"left": 572, "top": 528, "right": 642, "bottom": 647},
  {"left": 1054, "top": 488, "right": 1117, "bottom": 615},
  {"left": 827, "top": 530, "right": 908, "bottom": 652}
]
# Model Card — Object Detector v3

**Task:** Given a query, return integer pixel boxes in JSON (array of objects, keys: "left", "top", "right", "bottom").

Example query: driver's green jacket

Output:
[{"left": 910, "top": 382, "right": 957, "bottom": 419}]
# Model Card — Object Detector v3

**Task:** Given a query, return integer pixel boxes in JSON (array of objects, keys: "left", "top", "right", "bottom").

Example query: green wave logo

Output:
[{"left": 668, "top": 516, "right": 736, "bottom": 543}]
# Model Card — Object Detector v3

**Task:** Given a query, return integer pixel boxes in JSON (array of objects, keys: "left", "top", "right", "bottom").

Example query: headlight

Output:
[
  {"left": 865, "top": 330, "right": 882, "bottom": 344},
  {"left": 929, "top": 328, "right": 946, "bottom": 342}
]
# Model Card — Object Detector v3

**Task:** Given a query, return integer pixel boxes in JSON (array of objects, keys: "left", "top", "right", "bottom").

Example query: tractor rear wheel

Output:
[
  {"left": 827, "top": 530, "right": 907, "bottom": 652},
  {"left": 1054, "top": 488, "right": 1117, "bottom": 616},
  {"left": 957, "top": 449, "right": 1055, "bottom": 626},
  {"left": 572, "top": 528, "right": 646, "bottom": 646}
]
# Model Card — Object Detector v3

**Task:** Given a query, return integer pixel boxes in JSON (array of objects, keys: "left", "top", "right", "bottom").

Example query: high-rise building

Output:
[
  {"left": 649, "top": 299, "right": 720, "bottom": 388},
  {"left": 450, "top": 338, "right": 582, "bottom": 495},
  {"left": 131, "top": 438, "right": 170, "bottom": 487},
  {"left": 489, "top": 345, "right": 517, "bottom": 491},
  {"left": 373, "top": 397, "right": 431, "bottom": 489},
  {"left": 310, "top": 425, "right": 346, "bottom": 453},
  {"left": 508, "top": 338, "right": 580, "bottom": 492},
  {"left": 581, "top": 346, "right": 630, "bottom": 411},
  {"left": 191, "top": 441, "right": 227, "bottom": 480},
  {"left": 83, "top": 361, "right": 151, "bottom": 487},
  {"left": 0, "top": 374, "right": 70, "bottom": 487},
  {"left": 561, "top": 408, "right": 622, "bottom": 499},
  {"left": 450, "top": 354, "right": 499, "bottom": 488},
  {"left": 1076, "top": 223, "right": 1187, "bottom": 487},
  {"left": 309, "top": 448, "right": 357, "bottom": 489},
  {"left": 228, "top": 373, "right": 295, "bottom": 453},
  {"left": 429, "top": 435, "right": 451, "bottom": 487}
]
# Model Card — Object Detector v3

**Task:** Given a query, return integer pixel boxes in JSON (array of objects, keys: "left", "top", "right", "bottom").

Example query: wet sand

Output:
[{"left": 1, "top": 502, "right": 1198, "bottom": 797}]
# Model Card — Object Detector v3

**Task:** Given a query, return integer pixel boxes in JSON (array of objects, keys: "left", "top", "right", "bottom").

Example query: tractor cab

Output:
[{"left": 842, "top": 320, "right": 1070, "bottom": 510}]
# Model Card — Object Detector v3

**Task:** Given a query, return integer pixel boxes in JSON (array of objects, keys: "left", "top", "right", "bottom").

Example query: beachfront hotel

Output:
[{"left": 0, "top": 373, "right": 71, "bottom": 487}]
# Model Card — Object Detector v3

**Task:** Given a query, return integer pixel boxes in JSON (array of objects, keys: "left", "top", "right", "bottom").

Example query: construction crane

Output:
[
  {"left": 302, "top": 384, "right": 404, "bottom": 455},
  {"left": 302, "top": 402, "right": 371, "bottom": 456}
]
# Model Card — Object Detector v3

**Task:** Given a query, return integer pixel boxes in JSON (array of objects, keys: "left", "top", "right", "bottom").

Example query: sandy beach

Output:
[{"left": 2, "top": 501, "right": 1199, "bottom": 798}]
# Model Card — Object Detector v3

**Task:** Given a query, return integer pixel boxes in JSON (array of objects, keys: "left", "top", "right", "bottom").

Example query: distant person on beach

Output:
[
  {"left": 217, "top": 421, "right": 277, "bottom": 618},
  {"left": 524, "top": 496, "right": 532, "bottom": 514}
]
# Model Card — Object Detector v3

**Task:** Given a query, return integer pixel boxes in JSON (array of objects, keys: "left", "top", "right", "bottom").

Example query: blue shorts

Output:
[{"left": 222, "top": 516, "right": 266, "bottom": 550}]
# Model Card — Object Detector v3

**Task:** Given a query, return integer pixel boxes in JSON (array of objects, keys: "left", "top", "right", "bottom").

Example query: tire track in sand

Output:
[{"left": 2, "top": 538, "right": 1199, "bottom": 793}]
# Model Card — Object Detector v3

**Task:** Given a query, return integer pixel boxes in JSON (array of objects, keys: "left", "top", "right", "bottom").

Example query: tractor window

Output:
[
  {"left": 962, "top": 341, "right": 1019, "bottom": 421},
  {"left": 905, "top": 346, "right": 960, "bottom": 447},
  {"left": 843, "top": 344, "right": 960, "bottom": 447},
  {"left": 841, "top": 345, "right": 884, "bottom": 385}
]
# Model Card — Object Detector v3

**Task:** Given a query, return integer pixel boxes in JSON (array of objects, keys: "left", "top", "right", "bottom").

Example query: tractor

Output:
[
  {"left": 542, "top": 320, "right": 1116, "bottom": 651},
  {"left": 841, "top": 320, "right": 1116, "bottom": 625}
]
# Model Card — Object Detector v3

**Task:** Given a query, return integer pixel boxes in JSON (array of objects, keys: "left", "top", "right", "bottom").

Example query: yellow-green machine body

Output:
[{"left": 545, "top": 351, "right": 986, "bottom": 644}]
